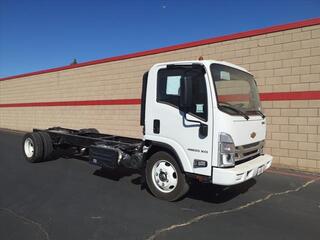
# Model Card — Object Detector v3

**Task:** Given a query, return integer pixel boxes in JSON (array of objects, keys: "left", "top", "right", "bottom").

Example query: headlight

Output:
[{"left": 218, "top": 133, "right": 235, "bottom": 167}]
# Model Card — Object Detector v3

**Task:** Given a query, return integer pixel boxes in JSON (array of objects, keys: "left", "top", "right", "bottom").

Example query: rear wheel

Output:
[
  {"left": 146, "top": 151, "right": 189, "bottom": 201},
  {"left": 38, "top": 132, "right": 53, "bottom": 161},
  {"left": 79, "top": 128, "right": 99, "bottom": 134},
  {"left": 23, "top": 133, "right": 44, "bottom": 163}
]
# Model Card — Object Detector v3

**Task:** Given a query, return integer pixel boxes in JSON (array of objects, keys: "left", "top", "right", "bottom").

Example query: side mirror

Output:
[{"left": 180, "top": 76, "right": 193, "bottom": 112}]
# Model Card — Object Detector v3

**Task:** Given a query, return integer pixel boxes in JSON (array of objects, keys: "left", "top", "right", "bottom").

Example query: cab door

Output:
[{"left": 145, "top": 64, "right": 213, "bottom": 176}]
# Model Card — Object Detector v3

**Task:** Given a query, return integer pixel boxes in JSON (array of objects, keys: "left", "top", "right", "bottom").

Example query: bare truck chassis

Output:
[{"left": 26, "top": 127, "right": 145, "bottom": 170}]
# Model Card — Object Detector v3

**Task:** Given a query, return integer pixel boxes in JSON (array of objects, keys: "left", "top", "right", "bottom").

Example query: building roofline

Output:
[{"left": 1, "top": 17, "right": 319, "bottom": 81}]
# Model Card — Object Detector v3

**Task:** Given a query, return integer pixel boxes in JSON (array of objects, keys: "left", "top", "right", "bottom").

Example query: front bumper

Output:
[{"left": 212, "top": 154, "right": 272, "bottom": 185}]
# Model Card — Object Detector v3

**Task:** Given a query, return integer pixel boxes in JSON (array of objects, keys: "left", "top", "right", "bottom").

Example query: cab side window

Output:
[{"left": 157, "top": 66, "right": 208, "bottom": 121}]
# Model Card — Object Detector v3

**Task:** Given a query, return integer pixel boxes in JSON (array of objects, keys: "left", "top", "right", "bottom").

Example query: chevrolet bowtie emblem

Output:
[{"left": 250, "top": 132, "right": 256, "bottom": 139}]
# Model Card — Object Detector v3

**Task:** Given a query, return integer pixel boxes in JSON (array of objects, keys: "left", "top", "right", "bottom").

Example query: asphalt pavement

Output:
[{"left": 0, "top": 129, "right": 319, "bottom": 240}]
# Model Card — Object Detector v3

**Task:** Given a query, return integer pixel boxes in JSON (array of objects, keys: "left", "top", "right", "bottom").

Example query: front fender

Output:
[{"left": 144, "top": 135, "right": 193, "bottom": 173}]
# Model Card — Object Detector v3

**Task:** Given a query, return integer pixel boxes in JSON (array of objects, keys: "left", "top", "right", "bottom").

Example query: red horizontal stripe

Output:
[
  {"left": 1, "top": 18, "right": 319, "bottom": 81},
  {"left": 0, "top": 99, "right": 141, "bottom": 108},
  {"left": 0, "top": 91, "right": 319, "bottom": 108},
  {"left": 260, "top": 91, "right": 320, "bottom": 101},
  {"left": 218, "top": 94, "right": 250, "bottom": 102}
]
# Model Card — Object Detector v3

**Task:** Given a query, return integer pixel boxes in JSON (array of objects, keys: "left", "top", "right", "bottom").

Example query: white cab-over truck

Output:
[{"left": 22, "top": 60, "right": 272, "bottom": 201}]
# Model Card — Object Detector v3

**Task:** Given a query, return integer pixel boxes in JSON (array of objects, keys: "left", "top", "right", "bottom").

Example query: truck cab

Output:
[{"left": 142, "top": 60, "right": 272, "bottom": 199}]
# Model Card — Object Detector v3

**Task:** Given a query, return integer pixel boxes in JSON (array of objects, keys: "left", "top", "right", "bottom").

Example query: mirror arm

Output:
[
  {"left": 183, "top": 113, "right": 207, "bottom": 128},
  {"left": 183, "top": 112, "right": 202, "bottom": 125},
  {"left": 183, "top": 113, "right": 208, "bottom": 138}
]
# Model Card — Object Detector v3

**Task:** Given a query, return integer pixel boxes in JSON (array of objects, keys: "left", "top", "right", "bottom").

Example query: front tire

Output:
[{"left": 146, "top": 151, "right": 189, "bottom": 201}]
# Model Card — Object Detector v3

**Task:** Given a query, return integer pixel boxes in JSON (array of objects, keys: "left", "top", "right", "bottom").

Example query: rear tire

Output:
[
  {"left": 146, "top": 151, "right": 189, "bottom": 201},
  {"left": 38, "top": 132, "right": 53, "bottom": 161},
  {"left": 22, "top": 133, "right": 44, "bottom": 163},
  {"left": 79, "top": 128, "right": 99, "bottom": 134}
]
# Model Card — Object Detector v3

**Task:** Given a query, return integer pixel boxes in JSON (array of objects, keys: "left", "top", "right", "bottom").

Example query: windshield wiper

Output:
[
  {"left": 219, "top": 104, "right": 250, "bottom": 120},
  {"left": 255, "top": 110, "right": 266, "bottom": 119}
]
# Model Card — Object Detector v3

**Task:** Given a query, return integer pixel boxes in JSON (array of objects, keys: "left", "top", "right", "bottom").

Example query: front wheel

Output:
[{"left": 146, "top": 151, "right": 189, "bottom": 201}]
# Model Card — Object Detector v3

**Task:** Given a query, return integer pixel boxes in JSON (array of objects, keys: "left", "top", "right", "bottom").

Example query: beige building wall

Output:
[{"left": 0, "top": 20, "right": 320, "bottom": 173}]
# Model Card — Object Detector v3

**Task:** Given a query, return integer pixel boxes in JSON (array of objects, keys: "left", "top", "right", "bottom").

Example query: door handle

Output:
[{"left": 153, "top": 119, "right": 160, "bottom": 134}]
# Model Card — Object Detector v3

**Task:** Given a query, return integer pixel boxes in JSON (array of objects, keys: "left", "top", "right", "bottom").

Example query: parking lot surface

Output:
[{"left": 0, "top": 129, "right": 319, "bottom": 240}]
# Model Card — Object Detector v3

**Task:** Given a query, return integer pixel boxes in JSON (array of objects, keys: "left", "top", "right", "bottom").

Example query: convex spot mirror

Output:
[{"left": 199, "top": 123, "right": 208, "bottom": 138}]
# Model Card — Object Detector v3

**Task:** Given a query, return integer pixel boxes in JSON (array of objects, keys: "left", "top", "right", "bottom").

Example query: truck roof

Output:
[{"left": 153, "top": 60, "right": 250, "bottom": 74}]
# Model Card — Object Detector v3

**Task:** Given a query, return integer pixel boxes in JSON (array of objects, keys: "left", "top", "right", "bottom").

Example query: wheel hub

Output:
[
  {"left": 159, "top": 171, "right": 167, "bottom": 182},
  {"left": 152, "top": 160, "right": 178, "bottom": 193},
  {"left": 24, "top": 138, "right": 34, "bottom": 158}
]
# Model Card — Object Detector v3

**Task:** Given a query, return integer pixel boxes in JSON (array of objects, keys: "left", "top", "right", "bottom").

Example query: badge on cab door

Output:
[{"left": 250, "top": 132, "right": 256, "bottom": 139}]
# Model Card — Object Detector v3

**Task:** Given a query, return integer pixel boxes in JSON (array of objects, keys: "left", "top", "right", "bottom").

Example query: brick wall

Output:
[{"left": 1, "top": 19, "right": 319, "bottom": 173}]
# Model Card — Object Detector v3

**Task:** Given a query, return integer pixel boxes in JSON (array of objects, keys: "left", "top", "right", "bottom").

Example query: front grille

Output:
[
  {"left": 235, "top": 140, "right": 264, "bottom": 164},
  {"left": 242, "top": 142, "right": 260, "bottom": 149}
]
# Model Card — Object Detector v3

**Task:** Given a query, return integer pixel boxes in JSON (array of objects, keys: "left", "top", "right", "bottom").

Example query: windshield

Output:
[{"left": 210, "top": 64, "right": 262, "bottom": 116}]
